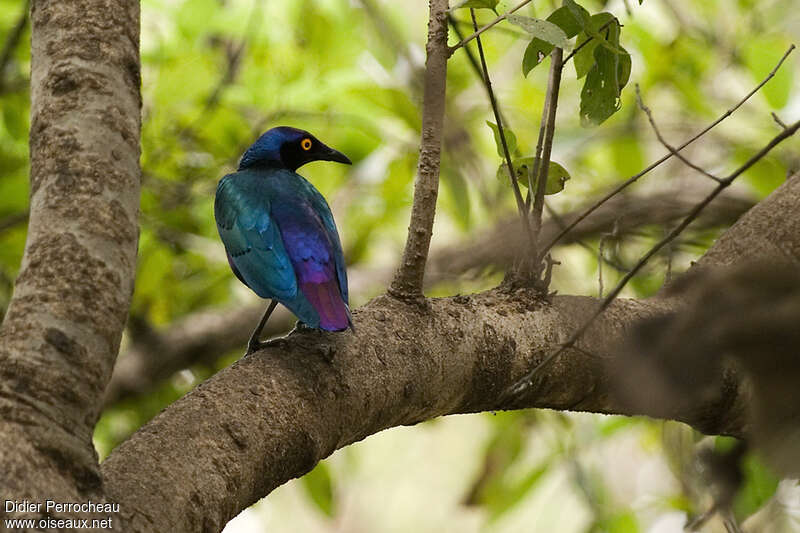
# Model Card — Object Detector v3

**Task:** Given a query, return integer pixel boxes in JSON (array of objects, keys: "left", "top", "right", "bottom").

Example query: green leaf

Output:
[
  {"left": 547, "top": 5, "right": 583, "bottom": 38},
  {"left": 733, "top": 453, "right": 780, "bottom": 521},
  {"left": 574, "top": 35, "right": 600, "bottom": 79},
  {"left": 522, "top": 38, "right": 554, "bottom": 76},
  {"left": 522, "top": 6, "right": 584, "bottom": 75},
  {"left": 597, "top": 511, "right": 641, "bottom": 533},
  {"left": 302, "top": 461, "right": 335, "bottom": 517},
  {"left": 579, "top": 22, "right": 629, "bottom": 126},
  {"left": 486, "top": 121, "right": 517, "bottom": 158},
  {"left": 507, "top": 15, "right": 569, "bottom": 49},
  {"left": 497, "top": 157, "right": 570, "bottom": 194},
  {"left": 485, "top": 463, "right": 550, "bottom": 521},
  {"left": 618, "top": 47, "right": 632, "bottom": 87},
  {"left": 451, "top": 0, "right": 499, "bottom": 10},
  {"left": 563, "top": 0, "right": 591, "bottom": 28}
]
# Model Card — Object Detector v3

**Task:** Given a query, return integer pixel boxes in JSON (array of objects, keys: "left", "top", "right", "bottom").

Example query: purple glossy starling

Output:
[{"left": 215, "top": 127, "right": 354, "bottom": 354}]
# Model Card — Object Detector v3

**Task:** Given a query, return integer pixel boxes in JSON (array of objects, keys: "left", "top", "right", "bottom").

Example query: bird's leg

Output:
[{"left": 246, "top": 300, "right": 278, "bottom": 355}]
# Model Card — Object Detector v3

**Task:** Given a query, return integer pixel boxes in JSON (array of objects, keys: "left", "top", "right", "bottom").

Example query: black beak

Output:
[{"left": 320, "top": 144, "right": 352, "bottom": 165}]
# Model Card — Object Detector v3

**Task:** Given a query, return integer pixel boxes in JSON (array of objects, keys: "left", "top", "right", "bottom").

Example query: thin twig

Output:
[
  {"left": 470, "top": 9, "right": 535, "bottom": 260},
  {"left": 531, "top": 47, "right": 564, "bottom": 277},
  {"left": 525, "top": 48, "right": 558, "bottom": 211},
  {"left": 636, "top": 85, "right": 724, "bottom": 183},
  {"left": 545, "top": 201, "right": 629, "bottom": 273},
  {"left": 771, "top": 112, "right": 787, "bottom": 129},
  {"left": 448, "top": 0, "right": 533, "bottom": 53},
  {"left": 540, "top": 44, "right": 795, "bottom": 257},
  {"left": 505, "top": 118, "right": 800, "bottom": 399},
  {"left": 389, "top": 0, "right": 450, "bottom": 299}
]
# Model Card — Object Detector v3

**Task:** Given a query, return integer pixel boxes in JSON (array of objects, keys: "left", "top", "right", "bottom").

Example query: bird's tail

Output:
[{"left": 301, "top": 279, "right": 352, "bottom": 332}]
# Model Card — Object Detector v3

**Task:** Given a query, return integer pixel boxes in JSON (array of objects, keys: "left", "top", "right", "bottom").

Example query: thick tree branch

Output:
[
  {"left": 0, "top": 0, "right": 140, "bottom": 514},
  {"left": 389, "top": 0, "right": 449, "bottom": 299},
  {"left": 103, "top": 291, "right": 729, "bottom": 532},
  {"left": 103, "top": 187, "right": 754, "bottom": 406}
]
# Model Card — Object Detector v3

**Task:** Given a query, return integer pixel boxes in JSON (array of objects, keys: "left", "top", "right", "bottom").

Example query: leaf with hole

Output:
[{"left": 522, "top": 6, "right": 584, "bottom": 75}]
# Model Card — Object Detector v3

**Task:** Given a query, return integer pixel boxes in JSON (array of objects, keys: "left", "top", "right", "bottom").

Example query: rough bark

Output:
[
  {"left": 100, "top": 293, "right": 683, "bottom": 532},
  {"left": 389, "top": 0, "right": 449, "bottom": 299},
  {"left": 0, "top": 0, "right": 140, "bottom": 519}
]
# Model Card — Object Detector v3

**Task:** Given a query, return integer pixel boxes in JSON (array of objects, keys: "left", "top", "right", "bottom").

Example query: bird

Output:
[{"left": 214, "top": 126, "right": 354, "bottom": 355}]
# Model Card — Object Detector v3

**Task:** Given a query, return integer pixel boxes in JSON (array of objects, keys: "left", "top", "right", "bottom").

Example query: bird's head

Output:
[{"left": 238, "top": 126, "right": 352, "bottom": 171}]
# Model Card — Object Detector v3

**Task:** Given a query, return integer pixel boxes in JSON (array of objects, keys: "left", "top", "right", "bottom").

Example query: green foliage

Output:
[
  {"left": 486, "top": 120, "right": 518, "bottom": 157},
  {"left": 714, "top": 437, "right": 781, "bottom": 522},
  {"left": 573, "top": 13, "right": 631, "bottom": 125},
  {"left": 522, "top": 6, "right": 584, "bottom": 76},
  {"left": 301, "top": 461, "right": 336, "bottom": 517},
  {"left": 452, "top": 0, "right": 500, "bottom": 11},
  {"left": 497, "top": 157, "right": 570, "bottom": 194},
  {"left": 1, "top": 0, "right": 798, "bottom": 529},
  {"left": 733, "top": 454, "right": 780, "bottom": 521},
  {"left": 506, "top": 14, "right": 569, "bottom": 50}
]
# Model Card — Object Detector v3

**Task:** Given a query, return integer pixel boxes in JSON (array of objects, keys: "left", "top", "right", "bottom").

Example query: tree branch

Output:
[
  {"left": 100, "top": 172, "right": 800, "bottom": 532},
  {"left": 530, "top": 47, "right": 563, "bottom": 274},
  {"left": 0, "top": 0, "right": 141, "bottom": 516},
  {"left": 507, "top": 120, "right": 800, "bottom": 397},
  {"left": 103, "top": 289, "right": 741, "bottom": 532},
  {"left": 104, "top": 187, "right": 754, "bottom": 407},
  {"left": 389, "top": 0, "right": 450, "bottom": 300},
  {"left": 636, "top": 85, "right": 723, "bottom": 184}
]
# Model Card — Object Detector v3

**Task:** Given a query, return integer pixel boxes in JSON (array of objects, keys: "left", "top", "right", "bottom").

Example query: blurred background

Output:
[{"left": 1, "top": 0, "right": 799, "bottom": 531}]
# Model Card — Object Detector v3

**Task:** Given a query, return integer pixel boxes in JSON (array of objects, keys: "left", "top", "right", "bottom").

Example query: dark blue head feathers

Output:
[{"left": 238, "top": 126, "right": 352, "bottom": 172}]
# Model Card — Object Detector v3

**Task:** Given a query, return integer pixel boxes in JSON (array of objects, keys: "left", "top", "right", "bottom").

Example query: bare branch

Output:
[
  {"left": 389, "top": 0, "right": 450, "bottom": 299},
  {"left": 540, "top": 44, "right": 796, "bottom": 257},
  {"left": 507, "top": 120, "right": 800, "bottom": 398},
  {"left": 772, "top": 112, "right": 788, "bottom": 129},
  {"left": 98, "top": 174, "right": 800, "bottom": 532},
  {"left": 530, "top": 47, "right": 563, "bottom": 277},
  {"left": 636, "top": 85, "right": 723, "bottom": 184}
]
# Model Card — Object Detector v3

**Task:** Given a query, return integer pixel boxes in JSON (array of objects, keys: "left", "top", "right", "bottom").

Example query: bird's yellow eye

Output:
[{"left": 301, "top": 138, "right": 312, "bottom": 151}]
